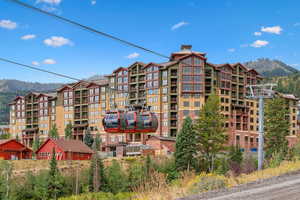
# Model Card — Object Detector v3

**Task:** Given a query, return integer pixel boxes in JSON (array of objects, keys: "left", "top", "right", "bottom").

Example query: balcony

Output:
[
  {"left": 170, "top": 114, "right": 177, "bottom": 119},
  {"left": 170, "top": 97, "right": 177, "bottom": 102},
  {"left": 171, "top": 121, "right": 177, "bottom": 127}
]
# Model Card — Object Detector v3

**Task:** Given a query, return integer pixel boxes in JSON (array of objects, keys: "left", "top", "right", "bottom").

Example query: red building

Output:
[
  {"left": 145, "top": 136, "right": 175, "bottom": 155},
  {"left": 36, "top": 138, "right": 94, "bottom": 160},
  {"left": 0, "top": 139, "right": 32, "bottom": 160}
]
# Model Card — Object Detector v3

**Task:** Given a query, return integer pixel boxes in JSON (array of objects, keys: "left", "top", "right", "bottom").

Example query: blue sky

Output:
[{"left": 1, "top": 0, "right": 300, "bottom": 83}]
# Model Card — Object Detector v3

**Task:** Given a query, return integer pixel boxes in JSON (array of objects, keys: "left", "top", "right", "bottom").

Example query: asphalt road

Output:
[{"left": 181, "top": 173, "right": 300, "bottom": 200}]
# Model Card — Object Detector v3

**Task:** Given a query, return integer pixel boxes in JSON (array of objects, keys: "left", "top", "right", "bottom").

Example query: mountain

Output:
[
  {"left": 0, "top": 79, "right": 62, "bottom": 93},
  {"left": 244, "top": 58, "right": 299, "bottom": 77}
]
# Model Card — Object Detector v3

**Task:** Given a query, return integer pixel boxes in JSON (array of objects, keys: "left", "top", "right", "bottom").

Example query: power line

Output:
[
  {"left": 6, "top": 0, "right": 170, "bottom": 60},
  {"left": 0, "top": 57, "right": 81, "bottom": 82}
]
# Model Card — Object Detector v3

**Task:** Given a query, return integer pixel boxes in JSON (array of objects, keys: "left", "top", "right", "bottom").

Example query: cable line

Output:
[{"left": 6, "top": 0, "right": 170, "bottom": 60}]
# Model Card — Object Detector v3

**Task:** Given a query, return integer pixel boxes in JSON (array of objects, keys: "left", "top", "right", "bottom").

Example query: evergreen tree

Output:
[
  {"left": 174, "top": 117, "right": 197, "bottom": 171},
  {"left": 64, "top": 122, "right": 73, "bottom": 140},
  {"left": 264, "top": 97, "right": 290, "bottom": 159},
  {"left": 32, "top": 135, "right": 41, "bottom": 158},
  {"left": 195, "top": 93, "right": 228, "bottom": 172},
  {"left": 88, "top": 141, "right": 106, "bottom": 192},
  {"left": 84, "top": 128, "right": 94, "bottom": 148},
  {"left": 49, "top": 124, "right": 59, "bottom": 139},
  {"left": 95, "top": 132, "right": 101, "bottom": 151},
  {"left": 106, "top": 160, "right": 128, "bottom": 194},
  {"left": 48, "top": 148, "right": 64, "bottom": 200}
]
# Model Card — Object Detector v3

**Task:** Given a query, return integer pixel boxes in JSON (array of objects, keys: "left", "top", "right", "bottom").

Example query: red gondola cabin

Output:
[
  {"left": 0, "top": 139, "right": 32, "bottom": 160},
  {"left": 36, "top": 138, "right": 94, "bottom": 160}
]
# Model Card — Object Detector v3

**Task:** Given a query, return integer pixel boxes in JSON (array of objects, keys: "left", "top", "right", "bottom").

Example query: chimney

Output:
[{"left": 181, "top": 45, "right": 192, "bottom": 51}]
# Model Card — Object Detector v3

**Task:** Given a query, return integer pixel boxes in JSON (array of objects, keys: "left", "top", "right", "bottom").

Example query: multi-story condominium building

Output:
[{"left": 9, "top": 45, "right": 299, "bottom": 152}]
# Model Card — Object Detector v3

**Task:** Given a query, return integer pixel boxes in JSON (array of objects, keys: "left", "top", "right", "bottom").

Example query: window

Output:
[
  {"left": 194, "top": 75, "right": 202, "bottom": 82},
  {"left": 183, "top": 75, "right": 193, "bottom": 82},
  {"left": 183, "top": 110, "right": 189, "bottom": 116},
  {"left": 162, "top": 71, "right": 168, "bottom": 77},
  {"left": 194, "top": 110, "right": 200, "bottom": 116},
  {"left": 194, "top": 101, "right": 200, "bottom": 107},
  {"left": 183, "top": 66, "right": 192, "bottom": 74},
  {"left": 162, "top": 87, "right": 168, "bottom": 94},
  {"left": 182, "top": 84, "right": 193, "bottom": 91},
  {"left": 194, "top": 84, "right": 202, "bottom": 91},
  {"left": 194, "top": 58, "right": 202, "bottom": 65},
  {"left": 183, "top": 101, "right": 189, "bottom": 107}
]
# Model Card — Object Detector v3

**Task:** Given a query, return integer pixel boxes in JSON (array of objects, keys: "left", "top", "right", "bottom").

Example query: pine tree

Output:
[
  {"left": 174, "top": 117, "right": 197, "bottom": 171},
  {"left": 84, "top": 128, "right": 94, "bottom": 148},
  {"left": 48, "top": 148, "right": 64, "bottom": 200},
  {"left": 265, "top": 97, "right": 290, "bottom": 159},
  {"left": 228, "top": 145, "right": 243, "bottom": 165},
  {"left": 64, "top": 122, "right": 73, "bottom": 140},
  {"left": 32, "top": 135, "right": 41, "bottom": 158},
  {"left": 49, "top": 124, "right": 59, "bottom": 139},
  {"left": 106, "top": 160, "right": 127, "bottom": 194},
  {"left": 88, "top": 141, "right": 106, "bottom": 192},
  {"left": 195, "top": 93, "right": 228, "bottom": 172},
  {"left": 95, "top": 132, "right": 101, "bottom": 151}
]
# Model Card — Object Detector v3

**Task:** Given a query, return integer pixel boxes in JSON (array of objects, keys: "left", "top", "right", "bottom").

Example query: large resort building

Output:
[{"left": 9, "top": 45, "right": 299, "bottom": 153}]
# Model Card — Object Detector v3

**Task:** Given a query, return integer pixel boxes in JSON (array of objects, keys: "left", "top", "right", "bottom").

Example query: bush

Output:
[
  {"left": 267, "top": 151, "right": 284, "bottom": 168},
  {"left": 241, "top": 153, "right": 257, "bottom": 174},
  {"left": 58, "top": 192, "right": 134, "bottom": 200},
  {"left": 215, "top": 157, "right": 229, "bottom": 175},
  {"left": 188, "top": 173, "right": 227, "bottom": 194}
]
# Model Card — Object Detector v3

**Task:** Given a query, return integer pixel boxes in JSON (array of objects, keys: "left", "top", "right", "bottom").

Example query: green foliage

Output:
[
  {"left": 194, "top": 93, "right": 228, "bottom": 172},
  {"left": 84, "top": 129, "right": 94, "bottom": 148},
  {"left": 0, "top": 133, "right": 10, "bottom": 140},
  {"left": 64, "top": 122, "right": 73, "bottom": 140},
  {"left": 106, "top": 160, "right": 128, "bottom": 194},
  {"left": 264, "top": 98, "right": 290, "bottom": 159},
  {"left": 58, "top": 192, "right": 134, "bottom": 200},
  {"left": 32, "top": 135, "right": 41, "bottom": 157},
  {"left": 175, "top": 117, "right": 197, "bottom": 171},
  {"left": 88, "top": 142, "right": 107, "bottom": 192},
  {"left": 95, "top": 132, "right": 101, "bottom": 151},
  {"left": 215, "top": 157, "right": 229, "bottom": 175},
  {"left": 48, "top": 148, "right": 65, "bottom": 199},
  {"left": 0, "top": 160, "right": 12, "bottom": 200},
  {"left": 154, "top": 157, "right": 179, "bottom": 183},
  {"left": 228, "top": 145, "right": 243, "bottom": 165},
  {"left": 49, "top": 124, "right": 59, "bottom": 139},
  {"left": 267, "top": 151, "right": 285, "bottom": 168},
  {"left": 127, "top": 161, "right": 144, "bottom": 190}
]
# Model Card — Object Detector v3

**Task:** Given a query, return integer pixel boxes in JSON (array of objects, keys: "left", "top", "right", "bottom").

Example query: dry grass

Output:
[{"left": 136, "top": 160, "right": 300, "bottom": 200}]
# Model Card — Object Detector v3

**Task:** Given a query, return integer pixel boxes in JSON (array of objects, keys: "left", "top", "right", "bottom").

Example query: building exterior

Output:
[
  {"left": 36, "top": 138, "right": 93, "bottom": 160},
  {"left": 9, "top": 45, "right": 299, "bottom": 153},
  {"left": 0, "top": 139, "right": 32, "bottom": 160},
  {"left": 0, "top": 125, "right": 9, "bottom": 135}
]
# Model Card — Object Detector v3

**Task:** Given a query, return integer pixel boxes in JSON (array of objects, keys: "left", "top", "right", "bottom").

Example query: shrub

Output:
[
  {"left": 188, "top": 173, "right": 227, "bottom": 194},
  {"left": 241, "top": 153, "right": 257, "bottom": 174},
  {"left": 267, "top": 151, "right": 284, "bottom": 168}
]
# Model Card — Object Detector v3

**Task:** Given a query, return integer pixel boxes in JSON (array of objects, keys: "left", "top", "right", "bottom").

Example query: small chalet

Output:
[
  {"left": 0, "top": 139, "right": 32, "bottom": 160},
  {"left": 145, "top": 136, "right": 176, "bottom": 155},
  {"left": 36, "top": 138, "right": 94, "bottom": 160}
]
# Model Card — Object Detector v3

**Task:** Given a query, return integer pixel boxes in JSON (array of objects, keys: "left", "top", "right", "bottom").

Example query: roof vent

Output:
[{"left": 181, "top": 45, "right": 192, "bottom": 51}]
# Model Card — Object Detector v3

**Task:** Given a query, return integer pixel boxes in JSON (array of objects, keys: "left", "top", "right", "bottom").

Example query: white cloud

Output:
[
  {"left": 250, "top": 40, "right": 269, "bottom": 48},
  {"left": 37, "top": 0, "right": 61, "bottom": 5},
  {"left": 31, "top": 61, "right": 40, "bottom": 66},
  {"left": 0, "top": 20, "right": 17, "bottom": 30},
  {"left": 254, "top": 32, "right": 262, "bottom": 36},
  {"left": 261, "top": 26, "right": 282, "bottom": 35},
  {"left": 21, "top": 34, "right": 36, "bottom": 40},
  {"left": 171, "top": 21, "right": 189, "bottom": 30},
  {"left": 44, "top": 36, "right": 73, "bottom": 47},
  {"left": 43, "top": 59, "right": 56, "bottom": 64},
  {"left": 228, "top": 48, "right": 235, "bottom": 52},
  {"left": 126, "top": 52, "right": 140, "bottom": 59},
  {"left": 91, "top": 0, "right": 96, "bottom": 5}
]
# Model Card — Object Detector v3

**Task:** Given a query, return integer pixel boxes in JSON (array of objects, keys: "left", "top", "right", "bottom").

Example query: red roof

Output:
[{"left": 37, "top": 138, "right": 94, "bottom": 154}]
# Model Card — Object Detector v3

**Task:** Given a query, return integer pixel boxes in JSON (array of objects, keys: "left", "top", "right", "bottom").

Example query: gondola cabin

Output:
[{"left": 103, "top": 109, "right": 158, "bottom": 134}]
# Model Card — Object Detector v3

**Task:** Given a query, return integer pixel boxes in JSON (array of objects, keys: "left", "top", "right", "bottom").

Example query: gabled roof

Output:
[
  {"left": 113, "top": 67, "right": 128, "bottom": 73},
  {"left": 37, "top": 138, "right": 94, "bottom": 154},
  {"left": 128, "top": 61, "right": 146, "bottom": 69},
  {"left": 230, "top": 63, "right": 249, "bottom": 71},
  {"left": 174, "top": 53, "right": 207, "bottom": 62},
  {"left": 0, "top": 139, "right": 32, "bottom": 152}
]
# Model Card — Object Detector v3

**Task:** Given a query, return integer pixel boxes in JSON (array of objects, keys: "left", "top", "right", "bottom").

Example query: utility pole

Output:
[{"left": 246, "top": 83, "right": 276, "bottom": 170}]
